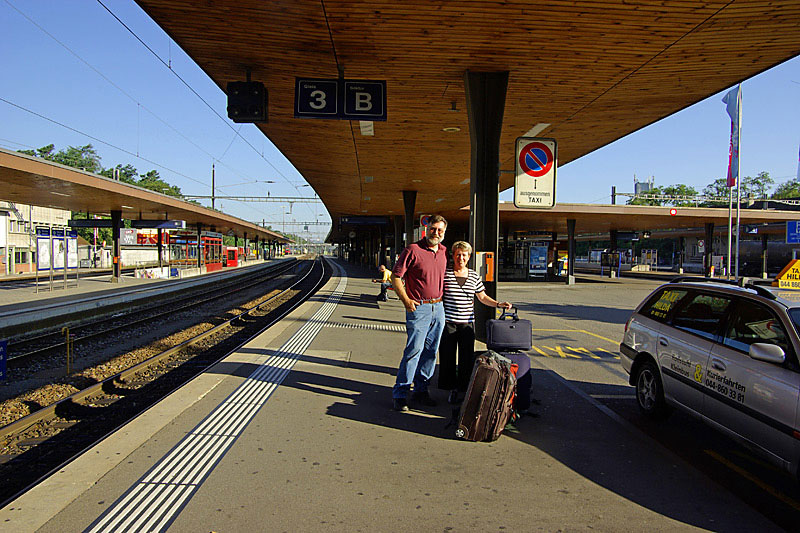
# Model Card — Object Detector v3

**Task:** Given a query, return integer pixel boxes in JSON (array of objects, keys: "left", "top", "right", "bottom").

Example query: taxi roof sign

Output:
[{"left": 773, "top": 259, "right": 800, "bottom": 289}]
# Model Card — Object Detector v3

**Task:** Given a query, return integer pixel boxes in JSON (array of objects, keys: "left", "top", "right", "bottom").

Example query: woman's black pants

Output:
[{"left": 437, "top": 321, "right": 475, "bottom": 392}]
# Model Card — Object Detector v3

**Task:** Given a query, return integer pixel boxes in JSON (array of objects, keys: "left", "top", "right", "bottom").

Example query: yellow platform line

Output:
[
  {"left": 596, "top": 347, "right": 620, "bottom": 359},
  {"left": 543, "top": 345, "right": 581, "bottom": 359},
  {"left": 567, "top": 346, "right": 602, "bottom": 360},
  {"left": 533, "top": 328, "right": 617, "bottom": 344},
  {"left": 530, "top": 345, "right": 550, "bottom": 357}
]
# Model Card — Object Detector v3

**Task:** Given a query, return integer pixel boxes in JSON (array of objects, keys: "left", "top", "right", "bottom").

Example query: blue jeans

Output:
[
  {"left": 379, "top": 281, "right": 391, "bottom": 299},
  {"left": 392, "top": 301, "right": 445, "bottom": 399}
]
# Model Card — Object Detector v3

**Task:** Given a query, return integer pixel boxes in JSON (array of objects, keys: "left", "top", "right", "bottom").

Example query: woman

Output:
[{"left": 439, "top": 241, "right": 512, "bottom": 404}]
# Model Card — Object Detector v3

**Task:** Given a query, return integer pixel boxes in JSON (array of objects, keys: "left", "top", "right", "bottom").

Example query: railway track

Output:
[
  {"left": 6, "top": 259, "right": 299, "bottom": 364},
  {"left": 0, "top": 256, "right": 331, "bottom": 506}
]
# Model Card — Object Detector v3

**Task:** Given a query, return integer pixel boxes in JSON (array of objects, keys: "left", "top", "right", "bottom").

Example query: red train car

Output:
[{"left": 224, "top": 246, "right": 239, "bottom": 267}]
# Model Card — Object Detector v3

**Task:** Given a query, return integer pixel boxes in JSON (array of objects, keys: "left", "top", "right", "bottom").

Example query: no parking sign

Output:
[{"left": 514, "top": 137, "right": 557, "bottom": 208}]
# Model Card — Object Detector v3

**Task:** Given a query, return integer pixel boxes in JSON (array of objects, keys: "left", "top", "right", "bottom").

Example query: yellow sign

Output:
[{"left": 775, "top": 259, "right": 800, "bottom": 289}]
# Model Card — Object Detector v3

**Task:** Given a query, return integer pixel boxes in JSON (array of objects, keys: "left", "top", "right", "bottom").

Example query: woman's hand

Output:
[{"left": 497, "top": 301, "right": 512, "bottom": 310}]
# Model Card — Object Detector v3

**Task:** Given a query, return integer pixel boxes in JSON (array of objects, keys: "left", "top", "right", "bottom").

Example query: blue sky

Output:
[{"left": 1, "top": 1, "right": 798, "bottom": 238}]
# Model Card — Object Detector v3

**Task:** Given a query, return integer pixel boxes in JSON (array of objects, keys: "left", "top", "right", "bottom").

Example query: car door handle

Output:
[
  {"left": 659, "top": 338, "right": 668, "bottom": 346},
  {"left": 711, "top": 359, "right": 726, "bottom": 371}
]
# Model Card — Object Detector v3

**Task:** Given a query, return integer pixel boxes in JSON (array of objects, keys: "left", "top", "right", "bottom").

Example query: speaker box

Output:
[{"left": 226, "top": 81, "right": 268, "bottom": 123}]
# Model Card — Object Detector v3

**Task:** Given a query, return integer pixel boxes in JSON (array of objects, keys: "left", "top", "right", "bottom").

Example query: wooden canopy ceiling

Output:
[
  {"left": 134, "top": 0, "right": 800, "bottom": 231},
  {"left": 0, "top": 149, "right": 289, "bottom": 243}
]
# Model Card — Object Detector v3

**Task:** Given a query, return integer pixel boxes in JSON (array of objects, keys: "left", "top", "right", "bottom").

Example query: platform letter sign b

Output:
[
  {"left": 0, "top": 340, "right": 6, "bottom": 381},
  {"left": 355, "top": 91, "right": 372, "bottom": 111},
  {"left": 344, "top": 80, "right": 386, "bottom": 121}
]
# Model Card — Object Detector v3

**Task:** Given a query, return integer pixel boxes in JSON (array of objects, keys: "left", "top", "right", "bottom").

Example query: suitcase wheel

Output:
[{"left": 455, "top": 428, "right": 466, "bottom": 439}]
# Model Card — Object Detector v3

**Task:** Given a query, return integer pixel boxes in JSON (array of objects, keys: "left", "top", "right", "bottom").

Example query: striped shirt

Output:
[{"left": 443, "top": 268, "right": 485, "bottom": 323}]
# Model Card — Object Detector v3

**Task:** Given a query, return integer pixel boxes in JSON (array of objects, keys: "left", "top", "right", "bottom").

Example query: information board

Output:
[
  {"left": 36, "top": 227, "right": 51, "bottom": 270},
  {"left": 787, "top": 221, "right": 800, "bottom": 244}
]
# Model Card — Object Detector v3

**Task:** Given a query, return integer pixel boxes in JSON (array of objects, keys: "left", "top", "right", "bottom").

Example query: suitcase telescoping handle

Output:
[{"left": 498, "top": 306, "right": 519, "bottom": 321}]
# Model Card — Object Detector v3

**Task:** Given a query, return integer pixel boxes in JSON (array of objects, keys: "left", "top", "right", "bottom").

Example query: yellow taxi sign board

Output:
[{"left": 774, "top": 259, "right": 800, "bottom": 289}]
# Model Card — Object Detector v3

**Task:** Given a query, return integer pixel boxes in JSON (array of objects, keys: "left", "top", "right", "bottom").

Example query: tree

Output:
[
  {"left": 18, "top": 144, "right": 56, "bottom": 159},
  {"left": 741, "top": 171, "right": 774, "bottom": 199},
  {"left": 19, "top": 143, "right": 102, "bottom": 172},
  {"left": 660, "top": 184, "right": 698, "bottom": 207},
  {"left": 138, "top": 170, "right": 183, "bottom": 197},
  {"left": 100, "top": 163, "right": 138, "bottom": 185},
  {"left": 627, "top": 186, "right": 663, "bottom": 206},
  {"left": 702, "top": 178, "right": 729, "bottom": 203},
  {"left": 772, "top": 178, "right": 800, "bottom": 199}
]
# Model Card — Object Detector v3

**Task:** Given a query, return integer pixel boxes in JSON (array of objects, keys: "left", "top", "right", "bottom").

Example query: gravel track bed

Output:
[
  {"left": 0, "top": 266, "right": 301, "bottom": 408},
  {"left": 0, "top": 258, "right": 328, "bottom": 505}
]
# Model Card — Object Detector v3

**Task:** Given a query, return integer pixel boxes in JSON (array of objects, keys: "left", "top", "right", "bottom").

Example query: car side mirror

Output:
[{"left": 749, "top": 343, "right": 786, "bottom": 365}]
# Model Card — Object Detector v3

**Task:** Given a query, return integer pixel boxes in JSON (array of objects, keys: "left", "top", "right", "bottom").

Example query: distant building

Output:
[
  {"left": 0, "top": 201, "right": 70, "bottom": 274},
  {"left": 634, "top": 175, "right": 655, "bottom": 195}
]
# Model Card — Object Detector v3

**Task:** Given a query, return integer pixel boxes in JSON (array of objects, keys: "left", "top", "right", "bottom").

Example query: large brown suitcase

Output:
[{"left": 454, "top": 351, "right": 517, "bottom": 441}]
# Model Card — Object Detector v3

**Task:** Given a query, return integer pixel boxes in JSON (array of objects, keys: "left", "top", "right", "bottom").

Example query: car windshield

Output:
[{"left": 787, "top": 308, "right": 800, "bottom": 336}]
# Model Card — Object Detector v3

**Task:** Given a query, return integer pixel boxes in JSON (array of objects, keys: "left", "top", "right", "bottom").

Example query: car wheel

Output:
[{"left": 635, "top": 360, "right": 668, "bottom": 418}]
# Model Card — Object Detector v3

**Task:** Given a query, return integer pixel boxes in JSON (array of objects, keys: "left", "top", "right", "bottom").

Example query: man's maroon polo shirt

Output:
[{"left": 392, "top": 239, "right": 447, "bottom": 302}]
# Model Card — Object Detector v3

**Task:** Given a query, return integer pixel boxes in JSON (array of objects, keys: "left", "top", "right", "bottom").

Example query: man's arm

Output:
[{"left": 391, "top": 273, "right": 417, "bottom": 312}]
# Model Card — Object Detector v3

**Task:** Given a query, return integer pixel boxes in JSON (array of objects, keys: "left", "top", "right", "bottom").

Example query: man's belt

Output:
[{"left": 418, "top": 297, "right": 442, "bottom": 304}]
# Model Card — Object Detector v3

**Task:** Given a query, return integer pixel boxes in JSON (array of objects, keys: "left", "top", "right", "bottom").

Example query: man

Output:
[
  {"left": 373, "top": 265, "right": 392, "bottom": 301},
  {"left": 390, "top": 214, "right": 448, "bottom": 411}
]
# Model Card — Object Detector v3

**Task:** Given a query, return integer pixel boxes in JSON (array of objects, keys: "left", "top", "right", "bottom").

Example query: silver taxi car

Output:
[{"left": 620, "top": 277, "right": 800, "bottom": 476}]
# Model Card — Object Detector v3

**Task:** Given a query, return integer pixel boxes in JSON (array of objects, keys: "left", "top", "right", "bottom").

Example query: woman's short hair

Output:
[{"left": 451, "top": 241, "right": 472, "bottom": 254}]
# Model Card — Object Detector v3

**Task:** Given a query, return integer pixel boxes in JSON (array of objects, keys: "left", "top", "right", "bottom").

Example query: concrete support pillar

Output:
[
  {"left": 379, "top": 225, "right": 387, "bottom": 267},
  {"left": 403, "top": 191, "right": 416, "bottom": 248},
  {"left": 465, "top": 70, "right": 508, "bottom": 342},
  {"left": 761, "top": 233, "right": 769, "bottom": 279},
  {"left": 567, "top": 219, "right": 576, "bottom": 285},
  {"left": 393, "top": 215, "right": 403, "bottom": 264},
  {"left": 111, "top": 210, "right": 122, "bottom": 283},
  {"left": 704, "top": 223, "right": 714, "bottom": 277},
  {"left": 608, "top": 229, "right": 618, "bottom": 278}
]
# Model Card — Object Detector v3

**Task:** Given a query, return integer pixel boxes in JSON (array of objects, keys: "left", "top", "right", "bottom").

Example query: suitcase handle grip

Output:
[{"left": 498, "top": 307, "right": 519, "bottom": 321}]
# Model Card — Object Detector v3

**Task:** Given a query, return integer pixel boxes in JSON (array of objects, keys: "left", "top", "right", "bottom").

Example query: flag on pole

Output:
[
  {"left": 796, "top": 140, "right": 800, "bottom": 181},
  {"left": 722, "top": 84, "right": 742, "bottom": 187}
]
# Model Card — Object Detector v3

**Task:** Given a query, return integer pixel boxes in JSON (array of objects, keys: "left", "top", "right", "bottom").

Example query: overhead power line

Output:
[
  {"left": 94, "top": 0, "right": 301, "bottom": 191},
  {"left": 183, "top": 195, "right": 322, "bottom": 203}
]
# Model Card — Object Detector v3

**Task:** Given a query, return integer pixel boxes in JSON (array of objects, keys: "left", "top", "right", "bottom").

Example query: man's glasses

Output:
[{"left": 428, "top": 226, "right": 446, "bottom": 234}]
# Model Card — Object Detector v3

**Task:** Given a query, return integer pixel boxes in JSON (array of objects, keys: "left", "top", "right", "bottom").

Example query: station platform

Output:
[
  {"left": 0, "top": 259, "right": 276, "bottom": 310},
  {"left": 0, "top": 259, "right": 286, "bottom": 338},
  {"left": 1, "top": 258, "right": 778, "bottom": 532}
]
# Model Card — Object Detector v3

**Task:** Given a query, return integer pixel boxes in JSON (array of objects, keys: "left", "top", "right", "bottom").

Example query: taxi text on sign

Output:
[
  {"left": 514, "top": 137, "right": 557, "bottom": 209},
  {"left": 775, "top": 259, "right": 800, "bottom": 289}
]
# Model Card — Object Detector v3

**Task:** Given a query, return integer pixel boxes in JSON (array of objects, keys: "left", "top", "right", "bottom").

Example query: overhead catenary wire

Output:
[
  {"left": 94, "top": 0, "right": 302, "bottom": 192},
  {"left": 0, "top": 95, "right": 205, "bottom": 187},
  {"left": 2, "top": 0, "right": 308, "bottom": 226},
  {"left": 2, "top": 0, "right": 265, "bottom": 190}
]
